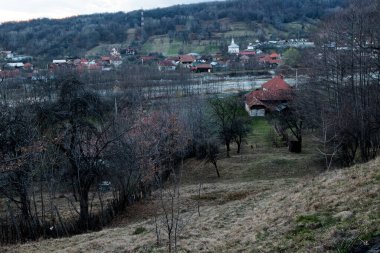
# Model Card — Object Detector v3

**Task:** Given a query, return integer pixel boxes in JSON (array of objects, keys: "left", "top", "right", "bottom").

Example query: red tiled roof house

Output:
[
  {"left": 259, "top": 53, "right": 282, "bottom": 67},
  {"left": 191, "top": 63, "right": 212, "bottom": 73},
  {"left": 245, "top": 75, "right": 293, "bottom": 117},
  {"left": 158, "top": 60, "right": 177, "bottom": 71},
  {"left": 179, "top": 55, "right": 196, "bottom": 68}
]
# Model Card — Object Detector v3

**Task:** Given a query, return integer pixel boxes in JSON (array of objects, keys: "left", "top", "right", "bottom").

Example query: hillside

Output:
[
  {"left": 0, "top": 0, "right": 346, "bottom": 60},
  {"left": 2, "top": 120, "right": 379, "bottom": 253}
]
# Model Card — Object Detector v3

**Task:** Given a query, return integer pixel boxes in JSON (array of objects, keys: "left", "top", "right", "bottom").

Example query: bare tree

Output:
[
  {"left": 37, "top": 75, "right": 115, "bottom": 229},
  {"left": 303, "top": 0, "right": 380, "bottom": 165},
  {"left": 209, "top": 95, "right": 250, "bottom": 157}
]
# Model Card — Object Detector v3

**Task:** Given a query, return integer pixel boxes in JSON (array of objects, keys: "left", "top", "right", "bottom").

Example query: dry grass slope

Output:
[{"left": 2, "top": 157, "right": 379, "bottom": 253}]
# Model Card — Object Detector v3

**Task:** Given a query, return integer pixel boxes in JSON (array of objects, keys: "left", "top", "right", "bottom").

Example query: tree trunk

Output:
[
  {"left": 288, "top": 140, "right": 302, "bottom": 153},
  {"left": 79, "top": 188, "right": 89, "bottom": 230},
  {"left": 236, "top": 136, "right": 242, "bottom": 154},
  {"left": 212, "top": 161, "right": 220, "bottom": 178},
  {"left": 20, "top": 191, "right": 30, "bottom": 221},
  {"left": 226, "top": 141, "right": 231, "bottom": 157}
]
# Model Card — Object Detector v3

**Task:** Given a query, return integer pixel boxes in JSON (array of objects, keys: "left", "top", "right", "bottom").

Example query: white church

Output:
[{"left": 228, "top": 38, "right": 240, "bottom": 54}]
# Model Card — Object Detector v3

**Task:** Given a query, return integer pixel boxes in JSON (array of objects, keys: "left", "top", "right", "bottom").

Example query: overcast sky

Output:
[{"left": 0, "top": 0, "right": 215, "bottom": 23}]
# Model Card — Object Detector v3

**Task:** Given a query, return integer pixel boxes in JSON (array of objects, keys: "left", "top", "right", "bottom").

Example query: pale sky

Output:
[{"left": 0, "top": 0, "right": 216, "bottom": 23}]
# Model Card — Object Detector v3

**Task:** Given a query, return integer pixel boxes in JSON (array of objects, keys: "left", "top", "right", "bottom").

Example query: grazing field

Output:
[
  {"left": 141, "top": 36, "right": 220, "bottom": 56},
  {"left": 2, "top": 119, "right": 379, "bottom": 253}
]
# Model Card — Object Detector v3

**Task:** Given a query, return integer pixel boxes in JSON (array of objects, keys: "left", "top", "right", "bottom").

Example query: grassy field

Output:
[
  {"left": 2, "top": 118, "right": 379, "bottom": 253},
  {"left": 141, "top": 36, "right": 220, "bottom": 56},
  {"left": 86, "top": 18, "right": 318, "bottom": 57},
  {"left": 182, "top": 118, "right": 322, "bottom": 184}
]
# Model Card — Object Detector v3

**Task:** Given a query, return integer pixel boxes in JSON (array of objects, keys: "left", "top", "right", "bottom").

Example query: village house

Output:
[
  {"left": 140, "top": 55, "right": 158, "bottom": 65},
  {"left": 191, "top": 63, "right": 212, "bottom": 73},
  {"left": 110, "top": 48, "right": 121, "bottom": 58},
  {"left": 4, "top": 62, "right": 24, "bottom": 69},
  {"left": 179, "top": 54, "right": 196, "bottom": 68},
  {"left": 228, "top": 38, "right": 240, "bottom": 54},
  {"left": 52, "top": 59, "right": 67, "bottom": 65},
  {"left": 23, "top": 63, "right": 33, "bottom": 71},
  {"left": 239, "top": 50, "right": 257, "bottom": 65},
  {"left": 245, "top": 75, "right": 293, "bottom": 117},
  {"left": 11, "top": 55, "right": 33, "bottom": 62},
  {"left": 0, "top": 51, "right": 13, "bottom": 59},
  {"left": 110, "top": 57, "right": 123, "bottom": 67},
  {"left": 239, "top": 51, "right": 256, "bottom": 56},
  {"left": 86, "top": 60, "right": 100, "bottom": 70},
  {"left": 212, "top": 52, "right": 223, "bottom": 61},
  {"left": 210, "top": 61, "right": 227, "bottom": 71},
  {"left": 259, "top": 53, "right": 282, "bottom": 67},
  {"left": 158, "top": 60, "right": 177, "bottom": 71},
  {"left": 126, "top": 47, "right": 136, "bottom": 55},
  {"left": 101, "top": 56, "right": 111, "bottom": 65},
  {"left": 239, "top": 55, "right": 251, "bottom": 64},
  {"left": 0, "top": 69, "right": 20, "bottom": 79},
  {"left": 247, "top": 43, "right": 255, "bottom": 51}
]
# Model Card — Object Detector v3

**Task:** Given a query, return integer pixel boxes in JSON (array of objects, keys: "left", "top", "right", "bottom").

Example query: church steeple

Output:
[{"left": 228, "top": 38, "right": 239, "bottom": 54}]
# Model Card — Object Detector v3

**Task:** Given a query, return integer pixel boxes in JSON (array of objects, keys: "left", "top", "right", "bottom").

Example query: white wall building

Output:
[
  {"left": 247, "top": 43, "right": 255, "bottom": 51},
  {"left": 228, "top": 38, "right": 240, "bottom": 54}
]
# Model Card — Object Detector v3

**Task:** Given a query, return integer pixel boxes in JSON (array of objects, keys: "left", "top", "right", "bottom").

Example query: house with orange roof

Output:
[
  {"left": 179, "top": 55, "right": 196, "bottom": 67},
  {"left": 245, "top": 75, "right": 293, "bottom": 117},
  {"left": 259, "top": 53, "right": 282, "bottom": 67},
  {"left": 191, "top": 63, "right": 212, "bottom": 73},
  {"left": 158, "top": 60, "right": 177, "bottom": 71}
]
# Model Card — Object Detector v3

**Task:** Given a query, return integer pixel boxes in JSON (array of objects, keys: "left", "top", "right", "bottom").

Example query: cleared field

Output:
[
  {"left": 182, "top": 118, "right": 322, "bottom": 184},
  {"left": 86, "top": 43, "right": 124, "bottom": 57},
  {"left": 142, "top": 36, "right": 220, "bottom": 56}
]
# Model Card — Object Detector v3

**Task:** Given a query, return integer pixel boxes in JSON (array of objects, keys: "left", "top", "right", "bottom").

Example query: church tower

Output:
[{"left": 228, "top": 38, "right": 240, "bottom": 54}]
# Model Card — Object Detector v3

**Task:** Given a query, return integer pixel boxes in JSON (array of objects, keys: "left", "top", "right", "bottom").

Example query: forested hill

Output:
[{"left": 0, "top": 0, "right": 346, "bottom": 60}]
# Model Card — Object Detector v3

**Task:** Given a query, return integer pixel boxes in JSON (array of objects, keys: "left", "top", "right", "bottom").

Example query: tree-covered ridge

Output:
[{"left": 0, "top": 0, "right": 346, "bottom": 60}]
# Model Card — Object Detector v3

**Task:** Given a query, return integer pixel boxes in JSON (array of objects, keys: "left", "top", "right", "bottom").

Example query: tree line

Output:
[
  {"left": 0, "top": 68, "right": 252, "bottom": 243},
  {"left": 282, "top": 0, "right": 380, "bottom": 167},
  {"left": 0, "top": 0, "right": 346, "bottom": 61}
]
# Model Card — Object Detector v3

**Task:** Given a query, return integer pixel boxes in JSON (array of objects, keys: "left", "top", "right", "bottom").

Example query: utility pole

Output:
[{"left": 114, "top": 96, "right": 118, "bottom": 118}]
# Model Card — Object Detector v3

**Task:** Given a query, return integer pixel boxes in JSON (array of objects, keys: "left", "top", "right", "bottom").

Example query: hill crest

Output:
[{"left": 0, "top": 0, "right": 346, "bottom": 61}]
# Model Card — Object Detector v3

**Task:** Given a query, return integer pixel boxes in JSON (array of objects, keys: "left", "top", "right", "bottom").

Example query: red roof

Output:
[
  {"left": 23, "top": 63, "right": 33, "bottom": 69},
  {"left": 141, "top": 56, "right": 156, "bottom": 61},
  {"left": 101, "top": 56, "right": 111, "bottom": 61},
  {"left": 88, "top": 64, "right": 101, "bottom": 70},
  {"left": 159, "top": 60, "right": 176, "bottom": 67},
  {"left": 239, "top": 51, "right": 256, "bottom": 56},
  {"left": 245, "top": 76, "right": 293, "bottom": 109},
  {"left": 179, "top": 55, "right": 196, "bottom": 63},
  {"left": 166, "top": 56, "right": 180, "bottom": 61},
  {"left": 195, "top": 64, "right": 212, "bottom": 69},
  {"left": 259, "top": 53, "right": 282, "bottom": 65},
  {"left": 245, "top": 92, "right": 266, "bottom": 108},
  {"left": 0, "top": 69, "right": 20, "bottom": 78},
  {"left": 262, "top": 75, "right": 291, "bottom": 92},
  {"left": 269, "top": 53, "right": 280, "bottom": 58}
]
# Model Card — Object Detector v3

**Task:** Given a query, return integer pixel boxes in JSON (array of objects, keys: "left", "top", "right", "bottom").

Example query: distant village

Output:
[{"left": 0, "top": 38, "right": 315, "bottom": 80}]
